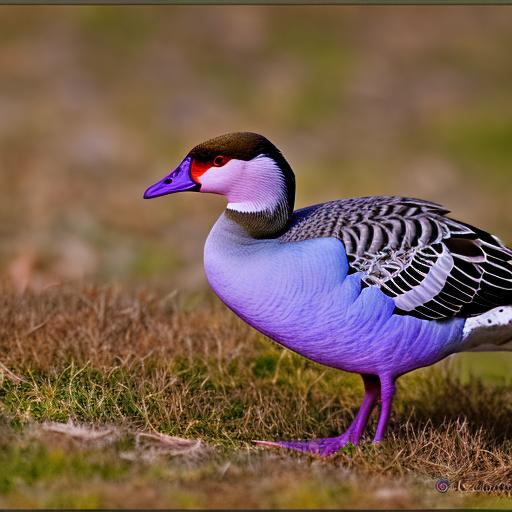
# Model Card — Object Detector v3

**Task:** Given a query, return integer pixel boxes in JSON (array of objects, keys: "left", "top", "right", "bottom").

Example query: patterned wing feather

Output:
[{"left": 280, "top": 196, "right": 512, "bottom": 320}]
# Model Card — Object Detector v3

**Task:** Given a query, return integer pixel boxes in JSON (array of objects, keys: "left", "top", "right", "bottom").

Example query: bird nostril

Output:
[{"left": 164, "top": 178, "right": 173, "bottom": 185}]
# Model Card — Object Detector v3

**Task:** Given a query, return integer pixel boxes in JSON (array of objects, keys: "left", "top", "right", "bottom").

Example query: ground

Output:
[
  {"left": 0, "top": 285, "right": 510, "bottom": 509},
  {"left": 1, "top": 7, "right": 512, "bottom": 508}
]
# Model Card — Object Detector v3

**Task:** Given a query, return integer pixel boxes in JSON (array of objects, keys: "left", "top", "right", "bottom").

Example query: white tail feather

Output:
[{"left": 462, "top": 306, "right": 512, "bottom": 352}]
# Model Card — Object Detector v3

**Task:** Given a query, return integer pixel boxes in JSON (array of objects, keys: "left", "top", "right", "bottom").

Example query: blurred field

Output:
[
  {"left": 2, "top": 6, "right": 512, "bottom": 287},
  {"left": 0, "top": 5, "right": 511, "bottom": 509}
]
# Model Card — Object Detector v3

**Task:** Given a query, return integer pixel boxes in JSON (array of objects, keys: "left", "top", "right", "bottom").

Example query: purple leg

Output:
[
  {"left": 254, "top": 374, "right": 380, "bottom": 457},
  {"left": 373, "top": 375, "right": 396, "bottom": 443},
  {"left": 349, "top": 374, "right": 380, "bottom": 441}
]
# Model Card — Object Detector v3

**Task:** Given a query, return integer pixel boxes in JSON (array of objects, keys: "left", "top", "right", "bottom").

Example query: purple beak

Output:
[{"left": 143, "top": 156, "right": 199, "bottom": 199}]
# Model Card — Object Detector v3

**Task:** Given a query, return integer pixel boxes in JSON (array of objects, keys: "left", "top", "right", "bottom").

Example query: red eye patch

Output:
[
  {"left": 190, "top": 160, "right": 211, "bottom": 183},
  {"left": 190, "top": 156, "right": 231, "bottom": 183}
]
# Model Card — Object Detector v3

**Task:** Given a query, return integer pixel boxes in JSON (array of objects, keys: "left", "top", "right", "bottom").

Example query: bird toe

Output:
[{"left": 253, "top": 437, "right": 349, "bottom": 457}]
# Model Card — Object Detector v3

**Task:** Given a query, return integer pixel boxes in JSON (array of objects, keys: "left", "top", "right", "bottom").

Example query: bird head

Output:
[{"left": 143, "top": 132, "right": 295, "bottom": 217}]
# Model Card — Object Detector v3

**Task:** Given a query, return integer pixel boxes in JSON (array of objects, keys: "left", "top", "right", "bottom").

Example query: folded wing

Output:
[{"left": 281, "top": 196, "right": 512, "bottom": 320}]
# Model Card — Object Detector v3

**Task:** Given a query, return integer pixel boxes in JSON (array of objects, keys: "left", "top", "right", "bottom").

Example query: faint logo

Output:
[
  {"left": 457, "top": 480, "right": 512, "bottom": 495},
  {"left": 435, "top": 478, "right": 450, "bottom": 493}
]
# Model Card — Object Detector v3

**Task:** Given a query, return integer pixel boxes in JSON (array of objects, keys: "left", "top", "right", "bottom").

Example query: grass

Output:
[
  {"left": 0, "top": 284, "right": 511, "bottom": 508},
  {"left": 1, "top": 6, "right": 512, "bottom": 508}
]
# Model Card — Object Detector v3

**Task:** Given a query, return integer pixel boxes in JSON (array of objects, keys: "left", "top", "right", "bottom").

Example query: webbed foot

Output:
[
  {"left": 253, "top": 434, "right": 353, "bottom": 457},
  {"left": 253, "top": 374, "right": 387, "bottom": 457}
]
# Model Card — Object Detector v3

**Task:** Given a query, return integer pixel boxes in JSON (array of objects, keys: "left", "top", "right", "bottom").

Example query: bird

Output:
[{"left": 144, "top": 132, "right": 512, "bottom": 456}]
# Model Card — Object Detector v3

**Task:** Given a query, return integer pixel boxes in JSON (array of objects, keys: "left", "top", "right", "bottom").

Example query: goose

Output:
[{"left": 144, "top": 132, "right": 512, "bottom": 456}]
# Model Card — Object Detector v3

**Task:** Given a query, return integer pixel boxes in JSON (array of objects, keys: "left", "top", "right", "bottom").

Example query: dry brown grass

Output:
[
  {"left": 0, "top": 282, "right": 241, "bottom": 371},
  {"left": 0, "top": 283, "right": 511, "bottom": 508}
]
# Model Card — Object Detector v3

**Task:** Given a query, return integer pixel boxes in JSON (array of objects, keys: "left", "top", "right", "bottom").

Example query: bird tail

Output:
[{"left": 461, "top": 305, "right": 512, "bottom": 352}]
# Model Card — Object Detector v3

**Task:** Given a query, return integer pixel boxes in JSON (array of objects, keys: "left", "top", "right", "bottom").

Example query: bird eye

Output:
[
  {"left": 213, "top": 155, "right": 227, "bottom": 167},
  {"left": 164, "top": 178, "right": 173, "bottom": 184}
]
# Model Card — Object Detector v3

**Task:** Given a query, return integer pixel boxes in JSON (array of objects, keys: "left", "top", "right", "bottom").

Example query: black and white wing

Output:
[{"left": 281, "top": 196, "right": 512, "bottom": 320}]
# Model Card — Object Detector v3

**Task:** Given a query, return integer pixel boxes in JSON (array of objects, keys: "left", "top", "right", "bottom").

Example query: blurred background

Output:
[{"left": 1, "top": 6, "right": 511, "bottom": 378}]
